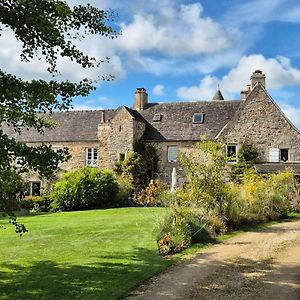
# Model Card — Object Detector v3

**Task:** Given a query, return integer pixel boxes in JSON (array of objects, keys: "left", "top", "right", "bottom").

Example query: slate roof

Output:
[
  {"left": 139, "top": 100, "right": 242, "bottom": 141},
  {"left": 255, "top": 163, "right": 300, "bottom": 175},
  {"left": 212, "top": 89, "right": 224, "bottom": 101},
  {"left": 123, "top": 106, "right": 146, "bottom": 122},
  {"left": 2, "top": 110, "right": 116, "bottom": 142},
  {"left": 2, "top": 100, "right": 242, "bottom": 143}
]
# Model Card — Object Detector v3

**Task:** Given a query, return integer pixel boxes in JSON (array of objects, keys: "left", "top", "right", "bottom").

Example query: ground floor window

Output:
[
  {"left": 280, "top": 149, "right": 289, "bottom": 162},
  {"left": 86, "top": 148, "right": 98, "bottom": 166},
  {"left": 269, "top": 148, "right": 289, "bottom": 162},
  {"left": 30, "top": 182, "right": 41, "bottom": 196},
  {"left": 167, "top": 146, "right": 177, "bottom": 162},
  {"left": 118, "top": 153, "right": 125, "bottom": 162},
  {"left": 226, "top": 144, "right": 237, "bottom": 163}
]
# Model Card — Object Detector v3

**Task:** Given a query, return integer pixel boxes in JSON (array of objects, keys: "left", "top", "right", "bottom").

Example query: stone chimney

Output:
[
  {"left": 240, "top": 84, "right": 251, "bottom": 100},
  {"left": 133, "top": 88, "right": 148, "bottom": 111},
  {"left": 100, "top": 110, "right": 105, "bottom": 123},
  {"left": 250, "top": 70, "right": 266, "bottom": 89}
]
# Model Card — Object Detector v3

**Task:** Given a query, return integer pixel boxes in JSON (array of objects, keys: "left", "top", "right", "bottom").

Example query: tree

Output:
[{"left": 0, "top": 1, "right": 118, "bottom": 223}]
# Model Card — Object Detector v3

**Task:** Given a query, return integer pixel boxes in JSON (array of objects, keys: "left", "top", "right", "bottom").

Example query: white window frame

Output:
[
  {"left": 15, "top": 156, "right": 25, "bottom": 168},
  {"left": 167, "top": 146, "right": 177, "bottom": 162},
  {"left": 226, "top": 144, "right": 238, "bottom": 163},
  {"left": 280, "top": 148, "right": 289, "bottom": 162},
  {"left": 269, "top": 148, "right": 280, "bottom": 162},
  {"left": 193, "top": 113, "right": 204, "bottom": 124},
  {"left": 86, "top": 148, "right": 98, "bottom": 166},
  {"left": 30, "top": 181, "right": 41, "bottom": 196}
]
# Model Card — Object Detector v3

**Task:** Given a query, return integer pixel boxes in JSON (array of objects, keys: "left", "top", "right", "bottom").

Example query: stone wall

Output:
[
  {"left": 26, "top": 140, "right": 100, "bottom": 172},
  {"left": 221, "top": 84, "right": 300, "bottom": 162},
  {"left": 98, "top": 107, "right": 146, "bottom": 169},
  {"left": 145, "top": 141, "right": 196, "bottom": 184},
  {"left": 22, "top": 140, "right": 100, "bottom": 191}
]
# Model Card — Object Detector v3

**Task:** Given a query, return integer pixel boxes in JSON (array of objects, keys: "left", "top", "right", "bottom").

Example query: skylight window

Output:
[
  {"left": 153, "top": 114, "right": 162, "bottom": 122},
  {"left": 193, "top": 113, "right": 204, "bottom": 124}
]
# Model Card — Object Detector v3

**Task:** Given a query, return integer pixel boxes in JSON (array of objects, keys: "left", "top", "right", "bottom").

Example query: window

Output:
[
  {"left": 193, "top": 113, "right": 204, "bottom": 124},
  {"left": 280, "top": 149, "right": 289, "bottom": 162},
  {"left": 86, "top": 148, "right": 98, "bottom": 166},
  {"left": 269, "top": 148, "right": 279, "bottom": 162},
  {"left": 15, "top": 156, "right": 25, "bottom": 168},
  {"left": 167, "top": 146, "right": 177, "bottom": 162},
  {"left": 118, "top": 153, "right": 125, "bottom": 162},
  {"left": 153, "top": 114, "right": 162, "bottom": 122},
  {"left": 16, "top": 120, "right": 24, "bottom": 128},
  {"left": 269, "top": 148, "right": 289, "bottom": 162},
  {"left": 52, "top": 147, "right": 61, "bottom": 153},
  {"left": 226, "top": 145, "right": 237, "bottom": 163},
  {"left": 30, "top": 182, "right": 41, "bottom": 196}
]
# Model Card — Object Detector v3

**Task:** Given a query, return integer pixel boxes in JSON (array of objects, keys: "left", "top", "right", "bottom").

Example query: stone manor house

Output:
[{"left": 4, "top": 70, "right": 300, "bottom": 195}]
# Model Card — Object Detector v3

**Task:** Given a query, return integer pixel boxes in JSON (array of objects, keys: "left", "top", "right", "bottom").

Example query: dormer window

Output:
[
  {"left": 193, "top": 113, "right": 204, "bottom": 124},
  {"left": 153, "top": 114, "right": 162, "bottom": 122}
]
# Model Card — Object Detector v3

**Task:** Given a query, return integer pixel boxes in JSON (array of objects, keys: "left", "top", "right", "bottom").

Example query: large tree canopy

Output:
[{"left": 0, "top": 0, "right": 118, "bottom": 180}]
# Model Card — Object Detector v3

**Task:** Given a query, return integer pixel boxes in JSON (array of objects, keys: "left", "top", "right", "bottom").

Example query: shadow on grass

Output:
[{"left": 0, "top": 248, "right": 174, "bottom": 300}]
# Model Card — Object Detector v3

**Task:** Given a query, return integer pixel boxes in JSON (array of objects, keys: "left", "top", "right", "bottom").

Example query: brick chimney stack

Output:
[{"left": 133, "top": 88, "right": 148, "bottom": 111}]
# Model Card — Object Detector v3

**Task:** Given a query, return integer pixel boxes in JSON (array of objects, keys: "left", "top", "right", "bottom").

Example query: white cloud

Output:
[
  {"left": 71, "top": 104, "right": 104, "bottom": 111},
  {"left": 152, "top": 84, "right": 165, "bottom": 96},
  {"left": 177, "top": 54, "right": 300, "bottom": 100},
  {"left": 223, "top": 0, "right": 300, "bottom": 26},
  {"left": 177, "top": 75, "right": 219, "bottom": 100},
  {"left": 117, "top": 3, "right": 237, "bottom": 57},
  {"left": 280, "top": 103, "right": 300, "bottom": 129},
  {"left": 222, "top": 54, "right": 300, "bottom": 92},
  {"left": 0, "top": 24, "right": 126, "bottom": 83}
]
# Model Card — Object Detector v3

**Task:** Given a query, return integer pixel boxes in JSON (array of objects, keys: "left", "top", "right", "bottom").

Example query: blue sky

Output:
[{"left": 1, "top": 0, "right": 300, "bottom": 128}]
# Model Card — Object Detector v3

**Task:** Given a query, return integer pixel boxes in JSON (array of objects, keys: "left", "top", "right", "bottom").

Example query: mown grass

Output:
[
  {"left": 1, "top": 209, "right": 299, "bottom": 300},
  {"left": 0, "top": 207, "right": 174, "bottom": 300}
]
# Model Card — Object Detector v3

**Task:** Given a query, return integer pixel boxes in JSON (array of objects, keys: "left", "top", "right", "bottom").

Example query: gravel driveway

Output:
[{"left": 126, "top": 219, "right": 300, "bottom": 300}]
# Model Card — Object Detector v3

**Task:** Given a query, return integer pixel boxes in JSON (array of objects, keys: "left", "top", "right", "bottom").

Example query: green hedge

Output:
[{"left": 51, "top": 167, "right": 119, "bottom": 211}]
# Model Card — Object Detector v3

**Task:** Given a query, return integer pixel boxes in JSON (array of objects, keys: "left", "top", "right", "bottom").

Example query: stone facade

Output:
[
  {"left": 221, "top": 84, "right": 300, "bottom": 163},
  {"left": 98, "top": 106, "right": 146, "bottom": 169},
  {"left": 4, "top": 70, "right": 300, "bottom": 194},
  {"left": 147, "top": 141, "right": 195, "bottom": 184}
]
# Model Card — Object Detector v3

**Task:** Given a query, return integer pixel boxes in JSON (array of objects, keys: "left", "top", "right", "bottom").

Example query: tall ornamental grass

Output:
[{"left": 157, "top": 139, "right": 299, "bottom": 255}]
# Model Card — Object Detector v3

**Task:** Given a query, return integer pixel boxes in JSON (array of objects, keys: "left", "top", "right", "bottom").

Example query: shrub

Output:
[
  {"left": 157, "top": 208, "right": 212, "bottom": 255},
  {"left": 51, "top": 167, "right": 119, "bottom": 211},
  {"left": 133, "top": 179, "right": 167, "bottom": 207},
  {"left": 0, "top": 169, "right": 26, "bottom": 212},
  {"left": 114, "top": 146, "right": 159, "bottom": 194},
  {"left": 115, "top": 175, "right": 134, "bottom": 206},
  {"left": 19, "top": 198, "right": 34, "bottom": 210},
  {"left": 230, "top": 144, "right": 258, "bottom": 182},
  {"left": 25, "top": 195, "right": 54, "bottom": 212}
]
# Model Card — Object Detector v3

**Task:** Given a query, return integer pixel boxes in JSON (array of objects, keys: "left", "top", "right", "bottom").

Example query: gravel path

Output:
[{"left": 126, "top": 219, "right": 300, "bottom": 300}]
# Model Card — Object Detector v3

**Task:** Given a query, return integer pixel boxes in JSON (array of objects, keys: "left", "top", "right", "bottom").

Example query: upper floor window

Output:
[
  {"left": 153, "top": 114, "right": 162, "bottom": 122},
  {"left": 226, "top": 144, "right": 237, "bottom": 163},
  {"left": 86, "top": 148, "right": 98, "bottom": 166},
  {"left": 52, "top": 147, "right": 61, "bottom": 153},
  {"left": 193, "top": 113, "right": 204, "bottom": 124},
  {"left": 168, "top": 146, "right": 177, "bottom": 162},
  {"left": 15, "top": 156, "right": 25, "bottom": 168}
]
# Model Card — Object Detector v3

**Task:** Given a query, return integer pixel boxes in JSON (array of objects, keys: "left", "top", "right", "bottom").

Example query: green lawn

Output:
[{"left": 0, "top": 207, "right": 174, "bottom": 300}]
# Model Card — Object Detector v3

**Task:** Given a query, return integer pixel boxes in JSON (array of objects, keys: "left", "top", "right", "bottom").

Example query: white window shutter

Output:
[{"left": 269, "top": 148, "right": 279, "bottom": 162}]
